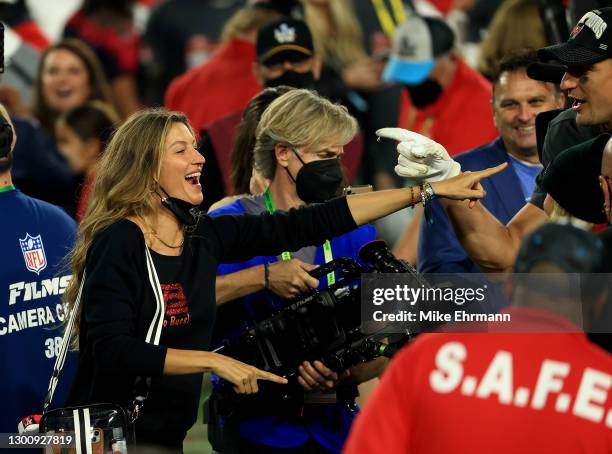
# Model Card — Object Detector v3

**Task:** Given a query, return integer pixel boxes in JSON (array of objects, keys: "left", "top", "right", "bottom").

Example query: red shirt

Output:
[
  {"left": 398, "top": 59, "right": 498, "bottom": 156},
  {"left": 165, "top": 38, "right": 262, "bottom": 133},
  {"left": 344, "top": 308, "right": 612, "bottom": 454},
  {"left": 13, "top": 21, "right": 49, "bottom": 51},
  {"left": 65, "top": 11, "right": 139, "bottom": 75}
]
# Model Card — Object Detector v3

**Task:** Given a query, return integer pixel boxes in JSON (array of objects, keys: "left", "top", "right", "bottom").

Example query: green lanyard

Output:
[
  {"left": 0, "top": 184, "right": 15, "bottom": 193},
  {"left": 264, "top": 188, "right": 335, "bottom": 285}
]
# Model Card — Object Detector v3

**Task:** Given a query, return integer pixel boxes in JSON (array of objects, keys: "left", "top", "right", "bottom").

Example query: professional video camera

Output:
[{"left": 215, "top": 240, "right": 426, "bottom": 381}]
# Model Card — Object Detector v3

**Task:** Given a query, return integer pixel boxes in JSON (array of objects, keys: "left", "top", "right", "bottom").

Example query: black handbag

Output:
[{"left": 38, "top": 247, "right": 165, "bottom": 454}]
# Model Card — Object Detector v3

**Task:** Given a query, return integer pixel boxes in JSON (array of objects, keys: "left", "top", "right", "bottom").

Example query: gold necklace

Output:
[{"left": 153, "top": 232, "right": 184, "bottom": 249}]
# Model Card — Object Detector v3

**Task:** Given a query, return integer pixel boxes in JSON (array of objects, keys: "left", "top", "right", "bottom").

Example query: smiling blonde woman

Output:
[{"left": 62, "top": 105, "right": 505, "bottom": 450}]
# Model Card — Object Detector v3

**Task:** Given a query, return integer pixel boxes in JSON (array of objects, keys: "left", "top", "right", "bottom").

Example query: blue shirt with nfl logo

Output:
[{"left": 0, "top": 187, "right": 78, "bottom": 433}]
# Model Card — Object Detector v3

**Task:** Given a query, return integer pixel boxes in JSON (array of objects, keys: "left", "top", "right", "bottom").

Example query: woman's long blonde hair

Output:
[
  {"left": 63, "top": 108, "right": 193, "bottom": 340},
  {"left": 303, "top": 0, "right": 366, "bottom": 69}
]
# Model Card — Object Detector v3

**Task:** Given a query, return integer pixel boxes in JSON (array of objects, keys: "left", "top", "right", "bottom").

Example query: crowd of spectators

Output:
[{"left": 2, "top": 0, "right": 571, "bottom": 217}]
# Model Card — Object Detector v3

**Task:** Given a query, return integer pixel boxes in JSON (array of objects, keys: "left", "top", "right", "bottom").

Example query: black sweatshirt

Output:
[{"left": 66, "top": 196, "right": 357, "bottom": 448}]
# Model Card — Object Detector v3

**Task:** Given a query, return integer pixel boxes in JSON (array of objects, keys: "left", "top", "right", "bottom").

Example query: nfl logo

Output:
[{"left": 19, "top": 233, "right": 47, "bottom": 275}]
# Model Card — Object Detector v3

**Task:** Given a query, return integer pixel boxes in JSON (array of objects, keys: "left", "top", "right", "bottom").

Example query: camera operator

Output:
[
  {"left": 208, "top": 88, "right": 382, "bottom": 454},
  {"left": 63, "top": 99, "right": 504, "bottom": 450}
]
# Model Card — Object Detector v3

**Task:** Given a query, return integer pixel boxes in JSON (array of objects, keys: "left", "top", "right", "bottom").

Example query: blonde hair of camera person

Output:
[{"left": 253, "top": 89, "right": 357, "bottom": 180}]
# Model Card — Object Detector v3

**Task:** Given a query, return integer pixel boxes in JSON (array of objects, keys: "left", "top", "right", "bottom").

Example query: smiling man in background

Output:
[{"left": 415, "top": 50, "right": 564, "bottom": 273}]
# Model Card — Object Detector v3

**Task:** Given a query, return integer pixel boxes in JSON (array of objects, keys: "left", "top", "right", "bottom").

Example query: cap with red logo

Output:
[{"left": 539, "top": 7, "right": 611, "bottom": 67}]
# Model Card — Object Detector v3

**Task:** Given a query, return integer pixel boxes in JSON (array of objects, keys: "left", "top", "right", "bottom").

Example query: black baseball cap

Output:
[
  {"left": 526, "top": 62, "right": 566, "bottom": 84},
  {"left": 540, "top": 133, "right": 611, "bottom": 224},
  {"left": 256, "top": 19, "right": 314, "bottom": 65},
  {"left": 539, "top": 7, "right": 612, "bottom": 66}
]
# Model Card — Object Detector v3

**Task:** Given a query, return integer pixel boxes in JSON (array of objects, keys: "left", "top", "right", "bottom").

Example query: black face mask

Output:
[
  {"left": 406, "top": 79, "right": 443, "bottom": 108},
  {"left": 286, "top": 149, "right": 343, "bottom": 203},
  {"left": 158, "top": 186, "right": 201, "bottom": 226},
  {"left": 266, "top": 70, "right": 315, "bottom": 89}
]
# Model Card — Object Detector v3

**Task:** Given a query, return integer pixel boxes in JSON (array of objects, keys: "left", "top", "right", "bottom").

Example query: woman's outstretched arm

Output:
[{"left": 347, "top": 163, "right": 508, "bottom": 226}]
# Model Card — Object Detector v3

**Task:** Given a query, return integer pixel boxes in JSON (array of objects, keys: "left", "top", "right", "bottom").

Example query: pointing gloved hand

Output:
[{"left": 376, "top": 128, "right": 461, "bottom": 184}]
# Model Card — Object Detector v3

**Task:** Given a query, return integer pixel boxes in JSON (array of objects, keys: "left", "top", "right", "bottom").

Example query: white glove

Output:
[{"left": 376, "top": 128, "right": 461, "bottom": 184}]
